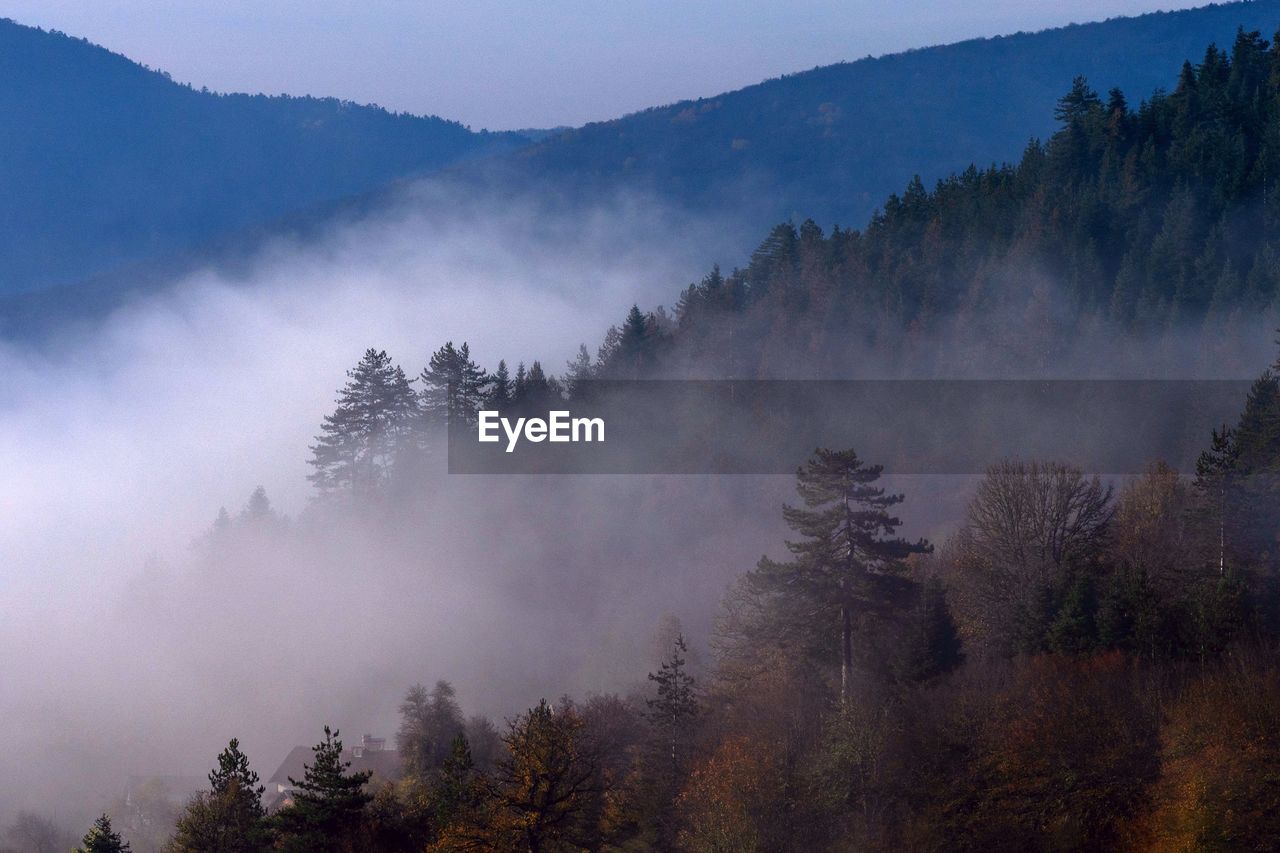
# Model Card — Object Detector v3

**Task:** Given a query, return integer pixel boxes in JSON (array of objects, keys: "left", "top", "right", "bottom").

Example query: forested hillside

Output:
[
  {"left": 592, "top": 28, "right": 1280, "bottom": 377},
  {"left": 499, "top": 0, "right": 1280, "bottom": 243},
  {"left": 0, "top": 19, "right": 529, "bottom": 296},
  {"left": 8, "top": 2, "right": 1280, "bottom": 325},
  {"left": 81, "top": 345, "right": 1280, "bottom": 850},
  {"left": 48, "top": 30, "right": 1280, "bottom": 852}
]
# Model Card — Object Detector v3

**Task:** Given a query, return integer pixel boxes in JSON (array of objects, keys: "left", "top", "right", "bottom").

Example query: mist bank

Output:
[
  {"left": 11, "top": 34, "right": 1280, "bottom": 826},
  {"left": 2, "top": 166, "right": 1277, "bottom": 827},
  {"left": 0, "top": 186, "right": 745, "bottom": 824}
]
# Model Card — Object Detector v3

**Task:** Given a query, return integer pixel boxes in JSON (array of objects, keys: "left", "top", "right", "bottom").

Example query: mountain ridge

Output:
[
  {"left": 9, "top": 2, "right": 1280, "bottom": 332},
  {"left": 494, "top": 0, "right": 1280, "bottom": 234},
  {"left": 0, "top": 17, "right": 532, "bottom": 296}
]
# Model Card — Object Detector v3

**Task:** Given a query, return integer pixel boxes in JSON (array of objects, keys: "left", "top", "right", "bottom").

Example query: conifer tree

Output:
[
  {"left": 512, "top": 361, "right": 528, "bottom": 404},
  {"left": 606, "top": 305, "right": 655, "bottom": 378},
  {"left": 488, "top": 359, "right": 512, "bottom": 409},
  {"left": 75, "top": 815, "right": 130, "bottom": 853},
  {"left": 562, "top": 344, "right": 595, "bottom": 400},
  {"left": 594, "top": 327, "right": 621, "bottom": 370},
  {"left": 271, "top": 727, "right": 372, "bottom": 852},
  {"left": 749, "top": 448, "right": 931, "bottom": 703},
  {"left": 519, "top": 360, "right": 558, "bottom": 409},
  {"left": 1196, "top": 363, "right": 1280, "bottom": 571},
  {"left": 211, "top": 507, "right": 232, "bottom": 536},
  {"left": 208, "top": 738, "right": 266, "bottom": 818},
  {"left": 896, "top": 575, "right": 964, "bottom": 683},
  {"left": 168, "top": 739, "right": 267, "bottom": 852},
  {"left": 396, "top": 681, "right": 465, "bottom": 781},
  {"left": 308, "top": 349, "right": 418, "bottom": 497},
  {"left": 419, "top": 341, "right": 488, "bottom": 428},
  {"left": 430, "top": 734, "right": 481, "bottom": 833},
  {"left": 1196, "top": 423, "right": 1240, "bottom": 575},
  {"left": 236, "top": 487, "right": 284, "bottom": 533},
  {"left": 645, "top": 634, "right": 699, "bottom": 777}
]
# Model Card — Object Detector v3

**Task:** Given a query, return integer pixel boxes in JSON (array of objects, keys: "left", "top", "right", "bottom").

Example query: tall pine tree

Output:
[
  {"left": 271, "top": 727, "right": 372, "bottom": 852},
  {"left": 645, "top": 634, "right": 699, "bottom": 778},
  {"left": 488, "top": 359, "right": 512, "bottom": 409},
  {"left": 308, "top": 349, "right": 418, "bottom": 498},
  {"left": 749, "top": 448, "right": 931, "bottom": 703},
  {"left": 396, "top": 681, "right": 465, "bottom": 782},
  {"left": 419, "top": 341, "right": 489, "bottom": 428},
  {"left": 169, "top": 739, "right": 268, "bottom": 852}
]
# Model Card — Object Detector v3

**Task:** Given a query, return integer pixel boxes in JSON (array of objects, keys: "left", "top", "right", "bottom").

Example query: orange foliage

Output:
[
  {"left": 1131, "top": 662, "right": 1280, "bottom": 851},
  {"left": 675, "top": 736, "right": 784, "bottom": 853}
]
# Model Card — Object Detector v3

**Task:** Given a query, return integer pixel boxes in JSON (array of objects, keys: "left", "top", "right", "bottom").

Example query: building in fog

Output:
[{"left": 263, "top": 734, "right": 401, "bottom": 812}]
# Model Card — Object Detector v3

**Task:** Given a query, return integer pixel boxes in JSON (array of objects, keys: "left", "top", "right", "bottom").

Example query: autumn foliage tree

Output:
[
  {"left": 1135, "top": 658, "right": 1280, "bottom": 850},
  {"left": 434, "top": 700, "right": 597, "bottom": 852}
]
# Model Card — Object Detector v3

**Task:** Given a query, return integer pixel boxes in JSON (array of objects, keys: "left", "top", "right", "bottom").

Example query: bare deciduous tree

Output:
[{"left": 951, "top": 460, "right": 1113, "bottom": 650}]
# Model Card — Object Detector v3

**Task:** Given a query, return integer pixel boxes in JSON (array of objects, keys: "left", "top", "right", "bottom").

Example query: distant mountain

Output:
[
  {"left": 8, "top": 2, "right": 1280, "bottom": 326},
  {"left": 0, "top": 19, "right": 530, "bottom": 296},
  {"left": 490, "top": 0, "right": 1280, "bottom": 236}
]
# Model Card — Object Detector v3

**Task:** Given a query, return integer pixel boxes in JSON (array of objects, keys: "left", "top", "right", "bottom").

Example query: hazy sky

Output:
[{"left": 3, "top": 0, "right": 1205, "bottom": 130}]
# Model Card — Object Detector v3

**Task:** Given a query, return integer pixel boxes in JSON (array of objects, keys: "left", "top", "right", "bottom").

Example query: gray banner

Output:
[{"left": 447, "top": 380, "right": 1252, "bottom": 474}]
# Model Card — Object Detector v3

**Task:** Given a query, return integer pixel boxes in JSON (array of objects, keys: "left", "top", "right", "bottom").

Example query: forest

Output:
[
  {"left": 650, "top": 27, "right": 1280, "bottom": 377},
  {"left": 22, "top": 28, "right": 1280, "bottom": 853}
]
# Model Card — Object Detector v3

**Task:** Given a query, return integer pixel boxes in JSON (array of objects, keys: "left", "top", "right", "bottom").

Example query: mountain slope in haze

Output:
[
  {"left": 495, "top": 0, "right": 1280, "bottom": 236},
  {"left": 0, "top": 19, "right": 530, "bottom": 296},
  {"left": 7, "top": 2, "right": 1280, "bottom": 330},
  {"left": 598, "top": 28, "right": 1280, "bottom": 381}
]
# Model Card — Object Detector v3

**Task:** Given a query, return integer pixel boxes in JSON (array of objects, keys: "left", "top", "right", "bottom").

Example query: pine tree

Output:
[
  {"left": 308, "top": 349, "right": 418, "bottom": 497},
  {"left": 209, "top": 737, "right": 266, "bottom": 813},
  {"left": 211, "top": 507, "right": 232, "bottom": 536},
  {"left": 396, "top": 681, "right": 465, "bottom": 781},
  {"left": 237, "top": 487, "right": 283, "bottom": 532},
  {"left": 271, "top": 727, "right": 372, "bottom": 852},
  {"left": 1047, "top": 574, "right": 1100, "bottom": 655},
  {"left": 595, "top": 327, "right": 621, "bottom": 369},
  {"left": 75, "top": 815, "right": 130, "bottom": 853},
  {"left": 419, "top": 341, "right": 488, "bottom": 428},
  {"left": 488, "top": 359, "right": 512, "bottom": 409},
  {"left": 748, "top": 448, "right": 931, "bottom": 703},
  {"left": 896, "top": 575, "right": 963, "bottom": 683},
  {"left": 645, "top": 634, "right": 699, "bottom": 778},
  {"left": 168, "top": 740, "right": 267, "bottom": 852},
  {"left": 512, "top": 362, "right": 529, "bottom": 404},
  {"left": 563, "top": 344, "right": 595, "bottom": 400},
  {"left": 1196, "top": 423, "right": 1240, "bottom": 575},
  {"left": 525, "top": 360, "right": 550, "bottom": 401},
  {"left": 605, "top": 305, "right": 655, "bottom": 378},
  {"left": 430, "top": 734, "right": 481, "bottom": 833},
  {"left": 1198, "top": 365, "right": 1280, "bottom": 570}
]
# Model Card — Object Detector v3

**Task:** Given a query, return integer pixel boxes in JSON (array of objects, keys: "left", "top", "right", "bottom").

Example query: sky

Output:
[{"left": 2, "top": 0, "right": 1207, "bottom": 130}]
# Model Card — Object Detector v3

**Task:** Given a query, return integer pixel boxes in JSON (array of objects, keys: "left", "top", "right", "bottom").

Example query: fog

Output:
[
  {"left": 0, "top": 186, "right": 766, "bottom": 824},
  {"left": 2, "top": 179, "right": 1277, "bottom": 833}
]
